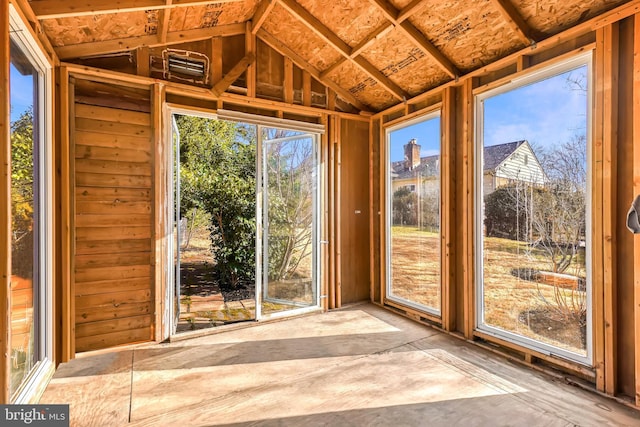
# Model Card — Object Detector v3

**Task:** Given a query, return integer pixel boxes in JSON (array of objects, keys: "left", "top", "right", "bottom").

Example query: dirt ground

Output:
[{"left": 390, "top": 227, "right": 586, "bottom": 355}]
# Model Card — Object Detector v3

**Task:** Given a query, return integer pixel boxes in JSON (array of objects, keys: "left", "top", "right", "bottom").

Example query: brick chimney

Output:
[{"left": 404, "top": 139, "right": 421, "bottom": 170}]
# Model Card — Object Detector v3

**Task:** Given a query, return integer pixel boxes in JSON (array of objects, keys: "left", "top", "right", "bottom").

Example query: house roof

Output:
[
  {"left": 483, "top": 140, "right": 526, "bottom": 172},
  {"left": 25, "top": 0, "right": 628, "bottom": 113},
  {"left": 392, "top": 140, "right": 526, "bottom": 180}
]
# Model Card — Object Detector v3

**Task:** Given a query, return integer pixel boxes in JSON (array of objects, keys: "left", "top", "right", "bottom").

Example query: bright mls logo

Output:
[{"left": 1, "top": 405, "right": 69, "bottom": 426}]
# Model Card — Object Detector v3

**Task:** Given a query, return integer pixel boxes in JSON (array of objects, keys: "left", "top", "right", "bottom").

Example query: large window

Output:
[
  {"left": 9, "top": 6, "right": 53, "bottom": 401},
  {"left": 387, "top": 112, "right": 441, "bottom": 315},
  {"left": 475, "top": 54, "right": 591, "bottom": 363}
]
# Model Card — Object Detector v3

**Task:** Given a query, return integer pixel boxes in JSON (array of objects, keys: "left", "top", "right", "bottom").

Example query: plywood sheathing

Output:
[
  {"left": 512, "top": 0, "right": 629, "bottom": 36},
  {"left": 327, "top": 60, "right": 397, "bottom": 109},
  {"left": 42, "top": 12, "right": 154, "bottom": 47},
  {"left": 262, "top": 3, "right": 342, "bottom": 70},
  {"left": 167, "top": 1, "right": 259, "bottom": 32},
  {"left": 359, "top": 26, "right": 450, "bottom": 97},
  {"left": 408, "top": 0, "right": 525, "bottom": 73},
  {"left": 297, "top": 0, "right": 388, "bottom": 47}
]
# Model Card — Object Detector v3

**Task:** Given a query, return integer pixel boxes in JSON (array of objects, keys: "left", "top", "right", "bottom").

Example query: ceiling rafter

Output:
[
  {"left": 212, "top": 52, "right": 256, "bottom": 96},
  {"left": 251, "top": 0, "right": 277, "bottom": 35},
  {"left": 30, "top": 0, "right": 243, "bottom": 20},
  {"left": 276, "top": 0, "right": 408, "bottom": 101},
  {"left": 367, "top": 0, "right": 459, "bottom": 78},
  {"left": 321, "top": 0, "right": 455, "bottom": 82},
  {"left": 257, "top": 29, "right": 368, "bottom": 111},
  {"left": 54, "top": 23, "right": 246, "bottom": 60},
  {"left": 157, "top": 0, "right": 174, "bottom": 44},
  {"left": 489, "top": 0, "right": 539, "bottom": 45}
]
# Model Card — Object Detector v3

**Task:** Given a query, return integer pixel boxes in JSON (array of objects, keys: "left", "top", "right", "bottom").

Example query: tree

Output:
[
  {"left": 392, "top": 187, "right": 417, "bottom": 226},
  {"left": 176, "top": 115, "right": 256, "bottom": 288}
]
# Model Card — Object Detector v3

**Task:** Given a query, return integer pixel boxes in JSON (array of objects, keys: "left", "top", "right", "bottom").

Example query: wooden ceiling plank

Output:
[
  {"left": 31, "top": 0, "right": 243, "bottom": 19},
  {"left": 212, "top": 52, "right": 256, "bottom": 96},
  {"left": 251, "top": 0, "right": 277, "bottom": 35},
  {"left": 257, "top": 29, "right": 367, "bottom": 111},
  {"left": 489, "top": 0, "right": 537, "bottom": 45},
  {"left": 54, "top": 23, "right": 246, "bottom": 60},
  {"left": 367, "top": 0, "right": 459, "bottom": 78},
  {"left": 277, "top": 0, "right": 406, "bottom": 100},
  {"left": 157, "top": 0, "right": 173, "bottom": 45}
]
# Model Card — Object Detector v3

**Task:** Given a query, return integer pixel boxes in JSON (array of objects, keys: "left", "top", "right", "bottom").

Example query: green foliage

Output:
[
  {"left": 392, "top": 187, "right": 417, "bottom": 226},
  {"left": 10, "top": 109, "right": 35, "bottom": 279},
  {"left": 175, "top": 115, "right": 256, "bottom": 288},
  {"left": 484, "top": 184, "right": 531, "bottom": 240}
]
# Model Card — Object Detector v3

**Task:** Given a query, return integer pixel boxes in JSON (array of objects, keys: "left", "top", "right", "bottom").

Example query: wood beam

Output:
[
  {"left": 245, "top": 22, "right": 257, "bottom": 98},
  {"left": 489, "top": 0, "right": 538, "bottom": 45},
  {"left": 31, "top": 0, "right": 242, "bottom": 20},
  {"left": 251, "top": 0, "right": 276, "bottom": 35},
  {"left": 157, "top": 0, "right": 173, "bottom": 45},
  {"left": 257, "top": 29, "right": 367, "bottom": 111},
  {"left": 1, "top": 0, "right": 10, "bottom": 405},
  {"left": 284, "top": 57, "right": 294, "bottom": 103},
  {"left": 396, "top": 0, "right": 429, "bottom": 22},
  {"left": 277, "top": 0, "right": 407, "bottom": 101},
  {"left": 367, "top": 0, "right": 459, "bottom": 78},
  {"left": 210, "top": 37, "right": 223, "bottom": 86},
  {"left": 634, "top": 11, "right": 640, "bottom": 409},
  {"left": 54, "top": 23, "right": 245, "bottom": 60},
  {"left": 211, "top": 53, "right": 255, "bottom": 97}
]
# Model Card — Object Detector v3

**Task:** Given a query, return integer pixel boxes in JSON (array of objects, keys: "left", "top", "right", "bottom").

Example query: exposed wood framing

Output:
[
  {"left": 367, "top": 0, "right": 459, "bottom": 78},
  {"left": 245, "top": 22, "right": 257, "bottom": 98},
  {"left": 369, "top": 119, "right": 374, "bottom": 302},
  {"left": 461, "top": 77, "right": 475, "bottom": 339},
  {"left": 277, "top": 0, "right": 408, "bottom": 101},
  {"left": 334, "top": 115, "right": 342, "bottom": 308},
  {"left": 211, "top": 37, "right": 223, "bottom": 86},
  {"left": 602, "top": 23, "right": 619, "bottom": 396},
  {"left": 634, "top": 12, "right": 640, "bottom": 408},
  {"left": 59, "top": 67, "right": 75, "bottom": 362},
  {"left": 157, "top": 0, "right": 173, "bottom": 45},
  {"left": 152, "top": 83, "right": 164, "bottom": 342},
  {"left": 441, "top": 87, "right": 455, "bottom": 332},
  {"left": 320, "top": 114, "right": 329, "bottom": 311},
  {"left": 10, "top": 0, "right": 58, "bottom": 64},
  {"left": 212, "top": 53, "right": 256, "bottom": 97},
  {"left": 489, "top": 0, "right": 538, "bottom": 45},
  {"left": 251, "top": 0, "right": 276, "bottom": 35},
  {"left": 54, "top": 23, "right": 245, "bottom": 60},
  {"left": 257, "top": 29, "right": 367, "bottom": 111},
  {"left": 31, "top": 0, "right": 243, "bottom": 19},
  {"left": 1, "top": 0, "right": 10, "bottom": 404},
  {"left": 284, "top": 57, "right": 294, "bottom": 103},
  {"left": 136, "top": 47, "right": 150, "bottom": 77},
  {"left": 378, "top": 118, "right": 385, "bottom": 308}
]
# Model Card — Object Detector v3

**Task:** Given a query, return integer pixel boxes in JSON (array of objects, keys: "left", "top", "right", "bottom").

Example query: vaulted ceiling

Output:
[{"left": 26, "top": 0, "right": 630, "bottom": 112}]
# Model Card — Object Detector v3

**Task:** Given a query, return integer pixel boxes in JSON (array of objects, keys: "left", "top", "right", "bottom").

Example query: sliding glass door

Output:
[{"left": 261, "top": 130, "right": 318, "bottom": 317}]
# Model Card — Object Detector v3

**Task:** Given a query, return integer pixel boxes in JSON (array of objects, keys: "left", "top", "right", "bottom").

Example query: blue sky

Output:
[
  {"left": 388, "top": 65, "right": 587, "bottom": 162},
  {"left": 10, "top": 63, "right": 34, "bottom": 123}
]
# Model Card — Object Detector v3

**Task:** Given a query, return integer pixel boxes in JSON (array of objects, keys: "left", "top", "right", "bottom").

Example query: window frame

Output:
[
  {"left": 9, "top": 4, "right": 55, "bottom": 402},
  {"left": 385, "top": 110, "right": 443, "bottom": 317},
  {"left": 474, "top": 52, "right": 593, "bottom": 366}
]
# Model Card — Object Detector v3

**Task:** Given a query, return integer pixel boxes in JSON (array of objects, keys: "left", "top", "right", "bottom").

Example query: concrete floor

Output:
[{"left": 41, "top": 303, "right": 640, "bottom": 426}]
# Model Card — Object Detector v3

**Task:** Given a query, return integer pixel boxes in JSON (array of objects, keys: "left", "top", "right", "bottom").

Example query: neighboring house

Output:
[{"left": 391, "top": 139, "right": 546, "bottom": 197}]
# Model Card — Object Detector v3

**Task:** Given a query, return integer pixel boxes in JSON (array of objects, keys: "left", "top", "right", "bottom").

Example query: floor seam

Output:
[{"left": 128, "top": 350, "right": 135, "bottom": 423}]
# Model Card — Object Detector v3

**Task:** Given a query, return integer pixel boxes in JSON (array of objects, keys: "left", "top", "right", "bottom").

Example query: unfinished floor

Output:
[{"left": 41, "top": 304, "right": 640, "bottom": 426}]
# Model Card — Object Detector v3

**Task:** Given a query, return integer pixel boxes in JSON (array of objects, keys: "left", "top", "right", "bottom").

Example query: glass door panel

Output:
[{"left": 261, "top": 130, "right": 318, "bottom": 316}]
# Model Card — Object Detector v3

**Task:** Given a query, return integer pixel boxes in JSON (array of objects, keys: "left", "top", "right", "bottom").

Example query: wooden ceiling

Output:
[{"left": 26, "top": 0, "right": 630, "bottom": 112}]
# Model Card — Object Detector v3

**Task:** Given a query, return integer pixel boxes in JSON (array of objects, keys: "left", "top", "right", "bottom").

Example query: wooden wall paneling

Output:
[
  {"left": 302, "top": 72, "right": 312, "bottom": 107},
  {"left": 71, "top": 79, "right": 154, "bottom": 352},
  {"left": 339, "top": 119, "right": 370, "bottom": 304},
  {"left": 1, "top": 0, "right": 10, "bottom": 403},
  {"left": 462, "top": 78, "right": 476, "bottom": 339},
  {"left": 152, "top": 83, "right": 164, "bottom": 341},
  {"left": 594, "top": 25, "right": 607, "bottom": 392},
  {"left": 441, "top": 87, "right": 456, "bottom": 332},
  {"left": 602, "top": 22, "right": 619, "bottom": 396},
  {"left": 634, "top": 12, "right": 640, "bottom": 407}
]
